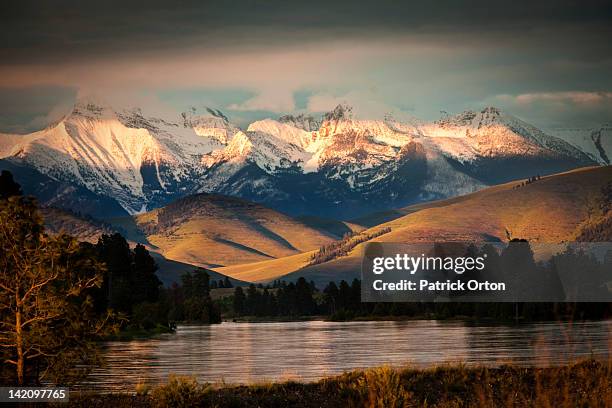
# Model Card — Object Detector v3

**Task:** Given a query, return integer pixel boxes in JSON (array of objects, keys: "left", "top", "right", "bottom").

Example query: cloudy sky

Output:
[{"left": 1, "top": 0, "right": 611, "bottom": 132}]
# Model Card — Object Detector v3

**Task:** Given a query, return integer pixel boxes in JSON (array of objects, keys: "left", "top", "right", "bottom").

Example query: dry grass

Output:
[
  {"left": 213, "top": 250, "right": 316, "bottom": 282},
  {"left": 134, "top": 195, "right": 340, "bottom": 269},
  {"left": 220, "top": 166, "right": 612, "bottom": 284},
  {"left": 64, "top": 359, "right": 612, "bottom": 408},
  {"left": 41, "top": 207, "right": 113, "bottom": 243},
  {"left": 377, "top": 166, "right": 611, "bottom": 243}
]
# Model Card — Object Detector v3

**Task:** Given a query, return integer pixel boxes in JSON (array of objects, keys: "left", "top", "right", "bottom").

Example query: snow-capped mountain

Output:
[
  {"left": 0, "top": 100, "right": 220, "bottom": 214},
  {"left": 0, "top": 101, "right": 598, "bottom": 219},
  {"left": 196, "top": 105, "right": 594, "bottom": 216},
  {"left": 546, "top": 124, "right": 612, "bottom": 165},
  {"left": 419, "top": 107, "right": 590, "bottom": 162}
]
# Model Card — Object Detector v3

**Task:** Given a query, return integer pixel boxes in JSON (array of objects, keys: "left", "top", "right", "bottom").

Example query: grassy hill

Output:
[
  {"left": 150, "top": 253, "right": 247, "bottom": 287},
  {"left": 41, "top": 206, "right": 243, "bottom": 286},
  {"left": 216, "top": 166, "right": 612, "bottom": 286},
  {"left": 212, "top": 251, "right": 316, "bottom": 283},
  {"left": 41, "top": 166, "right": 611, "bottom": 286},
  {"left": 373, "top": 166, "right": 610, "bottom": 243},
  {"left": 132, "top": 193, "right": 343, "bottom": 269}
]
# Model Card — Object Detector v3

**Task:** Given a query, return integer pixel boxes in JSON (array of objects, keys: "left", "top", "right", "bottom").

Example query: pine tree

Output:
[
  {"left": 0, "top": 170, "right": 22, "bottom": 199},
  {"left": 233, "top": 287, "right": 246, "bottom": 316},
  {"left": 0, "top": 196, "right": 118, "bottom": 385},
  {"left": 338, "top": 280, "right": 352, "bottom": 311},
  {"left": 133, "top": 243, "right": 161, "bottom": 304},
  {"left": 95, "top": 233, "right": 133, "bottom": 313},
  {"left": 323, "top": 282, "right": 339, "bottom": 314}
]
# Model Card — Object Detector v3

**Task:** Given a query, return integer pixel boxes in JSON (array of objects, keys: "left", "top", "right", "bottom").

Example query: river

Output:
[{"left": 82, "top": 319, "right": 611, "bottom": 392}]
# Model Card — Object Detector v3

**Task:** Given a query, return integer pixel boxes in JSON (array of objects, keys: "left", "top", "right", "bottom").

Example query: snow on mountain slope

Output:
[
  {"left": 246, "top": 105, "right": 415, "bottom": 175},
  {"left": 182, "top": 107, "right": 240, "bottom": 145},
  {"left": 202, "top": 130, "right": 311, "bottom": 171},
  {"left": 0, "top": 131, "right": 42, "bottom": 157},
  {"left": 0, "top": 101, "right": 600, "bottom": 220},
  {"left": 419, "top": 107, "right": 591, "bottom": 163},
  {"left": 247, "top": 119, "right": 314, "bottom": 149},
  {"left": 192, "top": 105, "right": 595, "bottom": 218},
  {"left": 547, "top": 124, "right": 612, "bottom": 165},
  {"left": 0, "top": 101, "right": 235, "bottom": 214}
]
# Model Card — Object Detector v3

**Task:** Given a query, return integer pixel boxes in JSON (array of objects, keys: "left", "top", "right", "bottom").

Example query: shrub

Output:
[
  {"left": 339, "top": 366, "right": 411, "bottom": 408},
  {"left": 135, "top": 380, "right": 151, "bottom": 396},
  {"left": 150, "top": 375, "right": 208, "bottom": 408}
]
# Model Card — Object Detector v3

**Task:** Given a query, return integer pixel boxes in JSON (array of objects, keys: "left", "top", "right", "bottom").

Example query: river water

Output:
[{"left": 82, "top": 319, "right": 611, "bottom": 392}]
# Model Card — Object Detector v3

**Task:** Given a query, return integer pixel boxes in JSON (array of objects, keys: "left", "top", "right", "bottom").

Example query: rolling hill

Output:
[
  {"left": 131, "top": 193, "right": 350, "bottom": 269},
  {"left": 215, "top": 166, "right": 612, "bottom": 286},
  {"left": 40, "top": 206, "right": 243, "bottom": 286}
]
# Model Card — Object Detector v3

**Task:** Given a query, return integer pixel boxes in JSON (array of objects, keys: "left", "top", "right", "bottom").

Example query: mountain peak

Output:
[
  {"left": 322, "top": 104, "right": 353, "bottom": 122},
  {"left": 436, "top": 106, "right": 507, "bottom": 127},
  {"left": 480, "top": 106, "right": 502, "bottom": 116},
  {"left": 180, "top": 106, "right": 231, "bottom": 128},
  {"left": 473, "top": 106, "right": 508, "bottom": 126},
  {"left": 278, "top": 113, "right": 320, "bottom": 132},
  {"left": 70, "top": 98, "right": 115, "bottom": 120}
]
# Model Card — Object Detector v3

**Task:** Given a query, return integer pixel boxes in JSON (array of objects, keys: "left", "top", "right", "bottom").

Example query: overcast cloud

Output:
[{"left": 1, "top": 0, "right": 611, "bottom": 132}]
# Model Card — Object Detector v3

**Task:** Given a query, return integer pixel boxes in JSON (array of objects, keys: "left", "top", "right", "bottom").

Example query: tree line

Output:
[
  {"left": 512, "top": 174, "right": 542, "bottom": 189},
  {"left": 92, "top": 232, "right": 221, "bottom": 330},
  {"left": 0, "top": 170, "right": 220, "bottom": 386},
  {"left": 309, "top": 227, "right": 392, "bottom": 266},
  {"left": 232, "top": 278, "right": 321, "bottom": 317},
  {"left": 227, "top": 239, "right": 610, "bottom": 321},
  {"left": 228, "top": 277, "right": 610, "bottom": 322}
]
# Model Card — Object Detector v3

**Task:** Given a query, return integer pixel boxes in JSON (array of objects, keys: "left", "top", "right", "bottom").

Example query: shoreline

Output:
[
  {"left": 224, "top": 314, "right": 612, "bottom": 324},
  {"left": 104, "top": 316, "right": 612, "bottom": 340},
  {"left": 63, "top": 359, "right": 611, "bottom": 407}
]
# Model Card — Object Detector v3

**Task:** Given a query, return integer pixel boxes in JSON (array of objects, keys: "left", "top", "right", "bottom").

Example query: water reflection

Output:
[{"left": 82, "top": 320, "right": 611, "bottom": 392}]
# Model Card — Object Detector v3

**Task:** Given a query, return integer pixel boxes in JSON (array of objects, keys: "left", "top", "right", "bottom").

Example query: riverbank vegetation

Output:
[
  {"left": 81, "top": 235, "right": 222, "bottom": 339},
  {"left": 64, "top": 359, "right": 611, "bottom": 407},
  {"left": 221, "top": 278, "right": 610, "bottom": 322},
  {"left": 221, "top": 237, "right": 611, "bottom": 322}
]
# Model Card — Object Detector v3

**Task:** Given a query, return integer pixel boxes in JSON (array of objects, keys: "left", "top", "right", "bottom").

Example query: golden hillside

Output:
[
  {"left": 134, "top": 193, "right": 343, "bottom": 268},
  {"left": 217, "top": 166, "right": 612, "bottom": 284},
  {"left": 41, "top": 206, "right": 242, "bottom": 286},
  {"left": 376, "top": 166, "right": 610, "bottom": 243}
]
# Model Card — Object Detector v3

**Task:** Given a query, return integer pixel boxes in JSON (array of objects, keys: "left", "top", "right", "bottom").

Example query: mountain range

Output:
[{"left": 0, "top": 100, "right": 605, "bottom": 220}]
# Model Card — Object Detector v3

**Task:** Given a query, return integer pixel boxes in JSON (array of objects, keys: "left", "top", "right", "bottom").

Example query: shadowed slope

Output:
[
  {"left": 41, "top": 206, "right": 242, "bottom": 286},
  {"left": 41, "top": 207, "right": 115, "bottom": 243},
  {"left": 217, "top": 166, "right": 611, "bottom": 285},
  {"left": 134, "top": 193, "right": 341, "bottom": 268}
]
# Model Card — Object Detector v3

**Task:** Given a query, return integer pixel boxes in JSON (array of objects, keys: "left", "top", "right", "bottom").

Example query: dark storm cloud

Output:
[
  {"left": 1, "top": 0, "right": 611, "bottom": 63},
  {"left": 1, "top": 0, "right": 611, "bottom": 131},
  {"left": 0, "top": 85, "right": 76, "bottom": 132}
]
